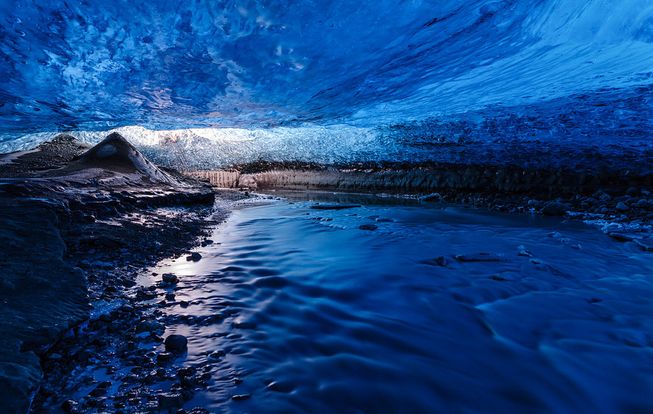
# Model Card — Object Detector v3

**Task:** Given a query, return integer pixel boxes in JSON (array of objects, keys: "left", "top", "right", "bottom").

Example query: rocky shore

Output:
[
  {"left": 0, "top": 133, "right": 224, "bottom": 413},
  {"left": 190, "top": 160, "right": 653, "bottom": 244}
]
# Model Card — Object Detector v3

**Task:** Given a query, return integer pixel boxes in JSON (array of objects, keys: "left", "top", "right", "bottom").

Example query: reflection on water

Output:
[{"left": 149, "top": 194, "right": 653, "bottom": 413}]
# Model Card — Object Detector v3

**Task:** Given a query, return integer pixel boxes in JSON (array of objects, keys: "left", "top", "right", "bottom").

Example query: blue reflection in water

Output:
[{"left": 151, "top": 195, "right": 653, "bottom": 413}]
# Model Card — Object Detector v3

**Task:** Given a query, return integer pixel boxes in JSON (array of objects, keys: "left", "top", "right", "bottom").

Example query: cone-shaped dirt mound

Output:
[{"left": 67, "top": 132, "right": 175, "bottom": 183}]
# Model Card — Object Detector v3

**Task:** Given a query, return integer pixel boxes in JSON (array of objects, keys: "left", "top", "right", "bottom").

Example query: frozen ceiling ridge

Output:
[{"left": 0, "top": 0, "right": 653, "bottom": 133}]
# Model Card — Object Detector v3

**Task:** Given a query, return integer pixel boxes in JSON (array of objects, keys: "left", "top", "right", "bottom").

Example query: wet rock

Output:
[
  {"left": 176, "top": 366, "right": 197, "bottom": 388},
  {"left": 517, "top": 245, "right": 533, "bottom": 257},
  {"left": 419, "top": 193, "right": 443, "bottom": 202},
  {"left": 61, "top": 399, "right": 80, "bottom": 413},
  {"left": 158, "top": 393, "right": 184, "bottom": 410},
  {"left": 527, "top": 199, "right": 543, "bottom": 209},
  {"left": 627, "top": 187, "right": 640, "bottom": 196},
  {"left": 165, "top": 334, "right": 188, "bottom": 354},
  {"left": 186, "top": 409, "right": 211, "bottom": 414},
  {"left": 233, "top": 320, "right": 257, "bottom": 329},
  {"left": 455, "top": 253, "right": 506, "bottom": 262},
  {"left": 616, "top": 201, "right": 630, "bottom": 212},
  {"left": 595, "top": 191, "right": 612, "bottom": 202},
  {"left": 489, "top": 275, "right": 509, "bottom": 282},
  {"left": 541, "top": 201, "right": 568, "bottom": 216},
  {"left": 208, "top": 350, "right": 226, "bottom": 360},
  {"left": 135, "top": 287, "right": 158, "bottom": 301},
  {"left": 186, "top": 252, "right": 202, "bottom": 262},
  {"left": 88, "top": 381, "right": 111, "bottom": 397},
  {"left": 162, "top": 273, "right": 179, "bottom": 284},
  {"left": 121, "top": 278, "right": 137, "bottom": 288},
  {"left": 136, "top": 320, "right": 164, "bottom": 335},
  {"left": 359, "top": 224, "right": 378, "bottom": 231},
  {"left": 157, "top": 352, "right": 175, "bottom": 365},
  {"left": 608, "top": 232, "right": 635, "bottom": 242},
  {"left": 201, "top": 239, "right": 214, "bottom": 247}
]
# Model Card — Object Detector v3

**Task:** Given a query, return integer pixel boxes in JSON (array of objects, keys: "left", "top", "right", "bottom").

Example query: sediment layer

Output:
[{"left": 188, "top": 163, "right": 653, "bottom": 224}]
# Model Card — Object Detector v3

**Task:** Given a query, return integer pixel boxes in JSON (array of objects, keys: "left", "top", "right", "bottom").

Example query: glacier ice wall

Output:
[{"left": 1, "top": 0, "right": 653, "bottom": 167}]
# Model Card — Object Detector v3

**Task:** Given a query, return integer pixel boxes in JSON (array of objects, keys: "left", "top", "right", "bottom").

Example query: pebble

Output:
[
  {"left": 359, "top": 224, "right": 378, "bottom": 231},
  {"left": 489, "top": 275, "right": 508, "bottom": 282},
  {"left": 157, "top": 393, "right": 184, "bottom": 410},
  {"left": 541, "top": 201, "right": 568, "bottom": 216},
  {"left": 616, "top": 201, "right": 630, "bottom": 212},
  {"left": 517, "top": 245, "right": 533, "bottom": 257},
  {"left": 164, "top": 334, "right": 188, "bottom": 354},
  {"left": 608, "top": 232, "right": 635, "bottom": 242},
  {"left": 162, "top": 273, "right": 179, "bottom": 284},
  {"left": 208, "top": 350, "right": 226, "bottom": 360},
  {"left": 455, "top": 253, "right": 506, "bottom": 262},
  {"left": 61, "top": 400, "right": 79, "bottom": 413},
  {"left": 186, "top": 252, "right": 202, "bottom": 262},
  {"left": 419, "top": 193, "right": 443, "bottom": 202}
]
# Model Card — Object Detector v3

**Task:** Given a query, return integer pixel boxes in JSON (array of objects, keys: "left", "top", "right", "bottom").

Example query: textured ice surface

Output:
[{"left": 1, "top": 1, "right": 653, "bottom": 164}]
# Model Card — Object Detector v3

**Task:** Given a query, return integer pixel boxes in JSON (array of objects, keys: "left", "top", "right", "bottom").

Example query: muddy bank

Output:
[
  {"left": 189, "top": 162, "right": 653, "bottom": 227},
  {"left": 0, "top": 134, "right": 219, "bottom": 413}
]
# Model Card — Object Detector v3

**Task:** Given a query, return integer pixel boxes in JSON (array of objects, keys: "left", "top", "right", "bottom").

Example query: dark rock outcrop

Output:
[{"left": 0, "top": 133, "right": 216, "bottom": 413}]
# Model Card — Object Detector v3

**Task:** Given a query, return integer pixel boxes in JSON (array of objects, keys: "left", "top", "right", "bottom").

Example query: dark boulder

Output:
[
  {"left": 164, "top": 334, "right": 188, "bottom": 354},
  {"left": 541, "top": 201, "right": 568, "bottom": 216}
]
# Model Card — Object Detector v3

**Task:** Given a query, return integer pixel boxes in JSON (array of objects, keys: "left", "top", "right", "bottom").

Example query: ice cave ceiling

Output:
[{"left": 1, "top": 0, "right": 653, "bottom": 168}]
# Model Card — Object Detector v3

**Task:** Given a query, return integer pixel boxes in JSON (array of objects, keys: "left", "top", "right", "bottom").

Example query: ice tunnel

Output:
[
  {"left": 4, "top": 3, "right": 653, "bottom": 414},
  {"left": 1, "top": 0, "right": 653, "bottom": 170}
]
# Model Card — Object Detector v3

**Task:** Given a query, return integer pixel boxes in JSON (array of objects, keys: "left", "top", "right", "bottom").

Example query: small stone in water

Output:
[
  {"left": 61, "top": 400, "right": 79, "bottom": 413},
  {"left": 455, "top": 253, "right": 505, "bottom": 262},
  {"left": 157, "top": 352, "right": 175, "bottom": 365},
  {"left": 517, "top": 245, "right": 533, "bottom": 257},
  {"left": 541, "top": 201, "right": 568, "bottom": 216},
  {"left": 162, "top": 273, "right": 178, "bottom": 284},
  {"left": 208, "top": 350, "right": 225, "bottom": 360},
  {"left": 187, "top": 252, "right": 202, "bottom": 262},
  {"left": 616, "top": 202, "right": 630, "bottom": 212},
  {"left": 157, "top": 393, "right": 184, "bottom": 410},
  {"left": 359, "top": 224, "right": 378, "bottom": 231},
  {"left": 608, "top": 232, "right": 635, "bottom": 242},
  {"left": 164, "top": 334, "right": 188, "bottom": 354}
]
